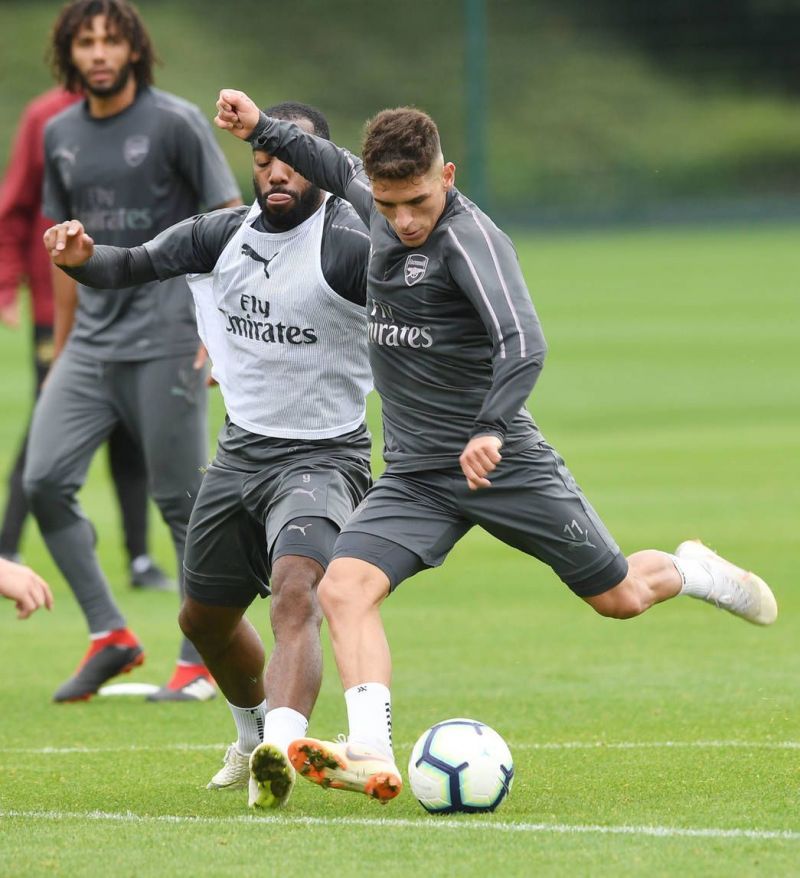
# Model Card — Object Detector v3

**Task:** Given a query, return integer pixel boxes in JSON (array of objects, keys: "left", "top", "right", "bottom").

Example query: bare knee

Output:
[
  {"left": 583, "top": 578, "right": 648, "bottom": 619},
  {"left": 318, "top": 558, "right": 389, "bottom": 621},
  {"left": 270, "top": 556, "right": 324, "bottom": 634},
  {"left": 178, "top": 599, "right": 208, "bottom": 642},
  {"left": 178, "top": 598, "right": 244, "bottom": 651}
]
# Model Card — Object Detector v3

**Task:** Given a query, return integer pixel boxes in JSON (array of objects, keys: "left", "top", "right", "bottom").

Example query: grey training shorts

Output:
[
  {"left": 332, "top": 441, "right": 628, "bottom": 596},
  {"left": 184, "top": 450, "right": 371, "bottom": 607}
]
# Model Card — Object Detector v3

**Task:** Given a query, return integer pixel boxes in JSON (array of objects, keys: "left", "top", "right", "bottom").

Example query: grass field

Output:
[{"left": 0, "top": 224, "right": 797, "bottom": 877}]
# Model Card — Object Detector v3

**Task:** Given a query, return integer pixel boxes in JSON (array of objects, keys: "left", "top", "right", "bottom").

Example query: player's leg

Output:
[
  {"left": 289, "top": 470, "right": 465, "bottom": 801},
  {"left": 181, "top": 597, "right": 266, "bottom": 791},
  {"left": 245, "top": 549, "right": 324, "bottom": 810},
  {"left": 526, "top": 448, "right": 777, "bottom": 624},
  {"left": 0, "top": 431, "right": 31, "bottom": 561},
  {"left": 177, "top": 461, "right": 270, "bottom": 791},
  {"left": 579, "top": 549, "right": 679, "bottom": 617},
  {"left": 22, "top": 349, "right": 144, "bottom": 701},
  {"left": 180, "top": 600, "right": 265, "bottom": 705},
  {"left": 589, "top": 540, "right": 777, "bottom": 625},
  {"left": 106, "top": 423, "right": 172, "bottom": 590},
  {"left": 264, "top": 553, "right": 324, "bottom": 713},
  {"left": 246, "top": 455, "right": 373, "bottom": 807},
  {"left": 288, "top": 554, "right": 404, "bottom": 802},
  {"left": 0, "top": 324, "right": 53, "bottom": 560},
  {"left": 470, "top": 442, "right": 776, "bottom": 624},
  {"left": 180, "top": 597, "right": 266, "bottom": 777},
  {"left": 124, "top": 353, "right": 213, "bottom": 698},
  {"left": 318, "top": 556, "right": 393, "bottom": 690}
]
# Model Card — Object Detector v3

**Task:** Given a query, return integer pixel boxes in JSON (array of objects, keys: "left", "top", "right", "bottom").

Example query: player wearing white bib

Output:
[{"left": 44, "top": 102, "right": 372, "bottom": 810}]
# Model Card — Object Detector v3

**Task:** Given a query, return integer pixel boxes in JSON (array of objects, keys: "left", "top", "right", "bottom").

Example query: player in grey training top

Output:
[
  {"left": 24, "top": 0, "right": 241, "bottom": 705},
  {"left": 215, "top": 89, "right": 778, "bottom": 805},
  {"left": 45, "top": 100, "right": 373, "bottom": 810}
]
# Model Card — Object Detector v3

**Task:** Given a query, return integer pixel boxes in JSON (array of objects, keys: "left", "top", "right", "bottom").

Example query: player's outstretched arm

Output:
[
  {"left": 216, "top": 88, "right": 374, "bottom": 227},
  {"left": 43, "top": 219, "right": 94, "bottom": 267},
  {"left": 0, "top": 558, "right": 54, "bottom": 620}
]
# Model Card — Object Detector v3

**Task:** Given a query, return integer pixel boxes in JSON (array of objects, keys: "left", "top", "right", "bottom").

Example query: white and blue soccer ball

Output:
[{"left": 407, "top": 718, "right": 514, "bottom": 813}]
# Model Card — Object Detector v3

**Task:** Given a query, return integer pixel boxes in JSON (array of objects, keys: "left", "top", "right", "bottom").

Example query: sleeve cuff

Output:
[
  {"left": 468, "top": 426, "right": 507, "bottom": 444},
  {"left": 247, "top": 112, "right": 271, "bottom": 148}
]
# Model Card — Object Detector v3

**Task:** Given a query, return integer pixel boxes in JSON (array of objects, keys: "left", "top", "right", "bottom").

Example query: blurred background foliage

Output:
[{"left": 1, "top": 0, "right": 799, "bottom": 224}]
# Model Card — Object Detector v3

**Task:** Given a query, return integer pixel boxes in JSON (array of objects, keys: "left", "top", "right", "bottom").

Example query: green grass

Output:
[{"left": 0, "top": 225, "right": 798, "bottom": 876}]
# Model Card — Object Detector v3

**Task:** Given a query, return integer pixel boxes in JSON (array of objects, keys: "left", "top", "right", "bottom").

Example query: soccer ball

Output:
[{"left": 407, "top": 718, "right": 514, "bottom": 813}]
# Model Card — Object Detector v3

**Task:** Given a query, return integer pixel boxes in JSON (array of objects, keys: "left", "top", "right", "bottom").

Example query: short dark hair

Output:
[
  {"left": 262, "top": 101, "right": 330, "bottom": 141},
  {"left": 362, "top": 107, "right": 441, "bottom": 180},
  {"left": 49, "top": 0, "right": 157, "bottom": 93}
]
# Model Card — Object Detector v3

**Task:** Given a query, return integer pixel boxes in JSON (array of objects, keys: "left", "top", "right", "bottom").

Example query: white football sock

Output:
[
  {"left": 672, "top": 555, "right": 715, "bottom": 599},
  {"left": 262, "top": 707, "right": 308, "bottom": 756},
  {"left": 345, "top": 682, "right": 394, "bottom": 760},
  {"left": 228, "top": 699, "right": 266, "bottom": 755}
]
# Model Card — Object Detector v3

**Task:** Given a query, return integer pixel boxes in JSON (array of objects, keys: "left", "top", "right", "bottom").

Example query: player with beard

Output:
[
  {"left": 25, "top": 0, "right": 241, "bottom": 704},
  {"left": 214, "top": 90, "right": 777, "bottom": 804},
  {"left": 0, "top": 85, "right": 171, "bottom": 593},
  {"left": 44, "top": 101, "right": 373, "bottom": 809}
]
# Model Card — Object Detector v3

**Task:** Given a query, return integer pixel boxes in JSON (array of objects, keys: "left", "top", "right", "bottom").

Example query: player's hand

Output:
[
  {"left": 0, "top": 300, "right": 20, "bottom": 329},
  {"left": 459, "top": 434, "right": 503, "bottom": 491},
  {"left": 215, "top": 89, "right": 261, "bottom": 140},
  {"left": 192, "top": 343, "right": 217, "bottom": 386},
  {"left": 43, "top": 220, "right": 95, "bottom": 267},
  {"left": 0, "top": 558, "right": 54, "bottom": 620}
]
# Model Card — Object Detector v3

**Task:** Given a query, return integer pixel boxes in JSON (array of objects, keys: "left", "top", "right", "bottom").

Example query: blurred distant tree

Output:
[{"left": 576, "top": 0, "right": 800, "bottom": 93}]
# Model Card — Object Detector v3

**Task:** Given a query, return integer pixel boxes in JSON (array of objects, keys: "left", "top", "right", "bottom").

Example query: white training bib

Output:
[{"left": 188, "top": 198, "right": 371, "bottom": 439}]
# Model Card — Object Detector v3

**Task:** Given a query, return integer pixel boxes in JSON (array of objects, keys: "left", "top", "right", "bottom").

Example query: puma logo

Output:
[
  {"left": 241, "top": 243, "right": 279, "bottom": 278},
  {"left": 291, "top": 487, "right": 318, "bottom": 501},
  {"left": 53, "top": 145, "right": 79, "bottom": 165},
  {"left": 563, "top": 519, "right": 597, "bottom": 551},
  {"left": 287, "top": 523, "right": 312, "bottom": 536}
]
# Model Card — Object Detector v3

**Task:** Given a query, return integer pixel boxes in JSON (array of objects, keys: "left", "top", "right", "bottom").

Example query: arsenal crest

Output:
[
  {"left": 404, "top": 254, "right": 429, "bottom": 286},
  {"left": 123, "top": 135, "right": 150, "bottom": 168}
]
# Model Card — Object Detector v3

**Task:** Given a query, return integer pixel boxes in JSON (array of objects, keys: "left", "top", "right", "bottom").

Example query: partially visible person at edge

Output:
[
  {"left": 0, "top": 86, "right": 172, "bottom": 592},
  {"left": 44, "top": 99, "right": 372, "bottom": 810},
  {"left": 0, "top": 556, "right": 53, "bottom": 620},
  {"left": 214, "top": 88, "right": 777, "bottom": 803},
  {"left": 23, "top": 0, "right": 241, "bottom": 704}
]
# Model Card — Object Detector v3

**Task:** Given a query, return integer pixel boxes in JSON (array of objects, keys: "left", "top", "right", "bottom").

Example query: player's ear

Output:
[{"left": 442, "top": 162, "right": 456, "bottom": 191}]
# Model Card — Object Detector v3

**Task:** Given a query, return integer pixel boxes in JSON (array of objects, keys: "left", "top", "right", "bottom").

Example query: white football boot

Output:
[
  {"left": 675, "top": 539, "right": 777, "bottom": 625},
  {"left": 248, "top": 742, "right": 296, "bottom": 808},
  {"left": 287, "top": 736, "right": 402, "bottom": 803},
  {"left": 206, "top": 744, "right": 250, "bottom": 791}
]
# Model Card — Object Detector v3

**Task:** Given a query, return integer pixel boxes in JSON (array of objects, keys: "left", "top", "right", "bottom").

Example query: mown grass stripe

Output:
[
  {"left": 2, "top": 809, "right": 798, "bottom": 841},
  {"left": 1, "top": 740, "right": 798, "bottom": 755}
]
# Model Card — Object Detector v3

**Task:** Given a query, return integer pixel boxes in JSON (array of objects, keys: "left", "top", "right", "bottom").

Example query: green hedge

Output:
[{"left": 2, "top": 0, "right": 799, "bottom": 216}]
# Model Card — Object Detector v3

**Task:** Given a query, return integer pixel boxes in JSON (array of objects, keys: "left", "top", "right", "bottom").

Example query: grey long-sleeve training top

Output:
[{"left": 249, "top": 114, "right": 548, "bottom": 472}]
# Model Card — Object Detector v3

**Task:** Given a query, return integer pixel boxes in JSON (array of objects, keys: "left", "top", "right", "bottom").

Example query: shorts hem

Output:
[
  {"left": 184, "top": 565, "right": 269, "bottom": 606},
  {"left": 331, "top": 530, "right": 428, "bottom": 592},
  {"left": 565, "top": 554, "right": 629, "bottom": 597},
  {"left": 271, "top": 544, "right": 330, "bottom": 570}
]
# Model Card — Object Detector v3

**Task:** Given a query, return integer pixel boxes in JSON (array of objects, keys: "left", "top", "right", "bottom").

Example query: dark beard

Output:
[
  {"left": 252, "top": 178, "right": 323, "bottom": 231},
  {"left": 80, "top": 63, "right": 133, "bottom": 98}
]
